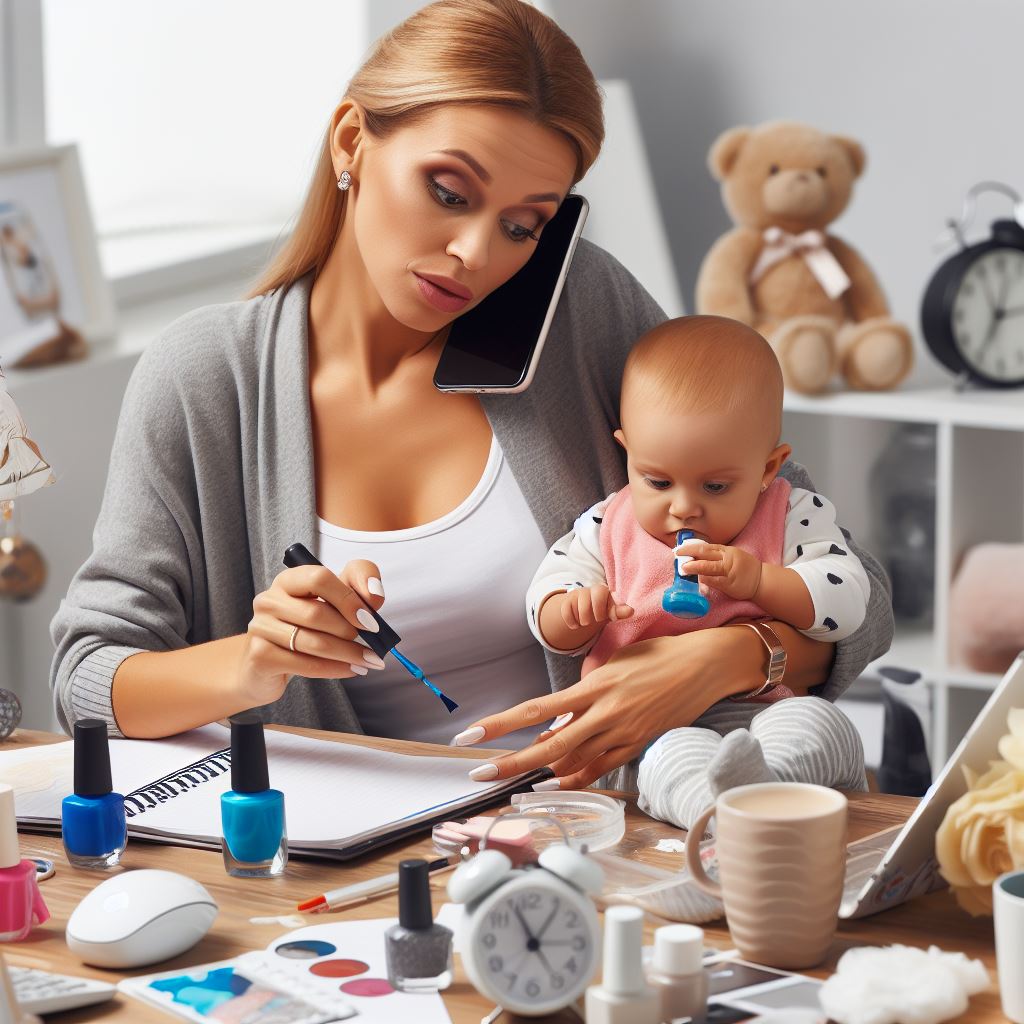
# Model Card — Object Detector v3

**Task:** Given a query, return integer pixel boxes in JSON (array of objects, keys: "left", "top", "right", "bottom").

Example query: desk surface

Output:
[{"left": 1, "top": 728, "right": 1004, "bottom": 1023}]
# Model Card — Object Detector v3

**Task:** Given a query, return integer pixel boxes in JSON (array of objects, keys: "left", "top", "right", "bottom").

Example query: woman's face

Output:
[{"left": 344, "top": 104, "right": 578, "bottom": 332}]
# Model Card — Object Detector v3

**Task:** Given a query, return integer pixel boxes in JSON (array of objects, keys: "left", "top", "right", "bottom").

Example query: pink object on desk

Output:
[{"left": 0, "top": 784, "right": 49, "bottom": 942}]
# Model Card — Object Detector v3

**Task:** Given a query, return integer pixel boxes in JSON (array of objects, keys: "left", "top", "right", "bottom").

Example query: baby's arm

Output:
[
  {"left": 526, "top": 497, "right": 630, "bottom": 654},
  {"left": 780, "top": 488, "right": 871, "bottom": 641}
]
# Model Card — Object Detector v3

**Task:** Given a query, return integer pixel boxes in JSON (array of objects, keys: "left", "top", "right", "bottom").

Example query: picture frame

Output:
[{"left": 0, "top": 143, "right": 116, "bottom": 368}]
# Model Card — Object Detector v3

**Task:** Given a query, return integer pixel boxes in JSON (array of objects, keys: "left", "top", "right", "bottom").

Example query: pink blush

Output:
[{"left": 340, "top": 977, "right": 394, "bottom": 997}]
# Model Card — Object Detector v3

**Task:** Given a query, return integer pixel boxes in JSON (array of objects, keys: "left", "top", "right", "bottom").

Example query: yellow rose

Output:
[{"left": 936, "top": 708, "right": 1024, "bottom": 916}]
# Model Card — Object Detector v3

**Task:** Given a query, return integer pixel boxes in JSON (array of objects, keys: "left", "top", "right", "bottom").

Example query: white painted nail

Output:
[
  {"left": 452, "top": 725, "right": 486, "bottom": 747},
  {"left": 363, "top": 651, "right": 386, "bottom": 669},
  {"left": 349, "top": 663, "right": 369, "bottom": 676},
  {"left": 549, "top": 712, "right": 574, "bottom": 732},
  {"left": 469, "top": 763, "right": 499, "bottom": 781},
  {"left": 356, "top": 608, "right": 380, "bottom": 632},
  {"left": 367, "top": 577, "right": 385, "bottom": 598},
  {"left": 532, "top": 779, "right": 562, "bottom": 792}
]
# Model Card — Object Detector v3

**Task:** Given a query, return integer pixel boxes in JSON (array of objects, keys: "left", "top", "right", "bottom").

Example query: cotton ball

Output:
[{"left": 820, "top": 945, "right": 990, "bottom": 1024}]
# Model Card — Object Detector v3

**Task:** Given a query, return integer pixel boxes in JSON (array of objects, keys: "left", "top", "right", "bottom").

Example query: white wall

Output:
[{"left": 548, "top": 0, "right": 1024, "bottom": 386}]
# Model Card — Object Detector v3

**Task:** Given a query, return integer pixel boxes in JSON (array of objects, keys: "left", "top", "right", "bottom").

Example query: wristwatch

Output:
[{"left": 728, "top": 620, "right": 788, "bottom": 700}]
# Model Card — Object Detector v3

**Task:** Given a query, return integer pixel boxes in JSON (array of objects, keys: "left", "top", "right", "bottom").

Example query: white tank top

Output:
[{"left": 317, "top": 435, "right": 552, "bottom": 747}]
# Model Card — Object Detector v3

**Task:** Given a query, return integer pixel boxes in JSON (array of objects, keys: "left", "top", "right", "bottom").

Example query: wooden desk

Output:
[{"left": 1, "top": 728, "right": 1004, "bottom": 1023}]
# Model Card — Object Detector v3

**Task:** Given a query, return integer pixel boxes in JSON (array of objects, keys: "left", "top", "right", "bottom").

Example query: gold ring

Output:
[{"left": 289, "top": 625, "right": 300, "bottom": 653}]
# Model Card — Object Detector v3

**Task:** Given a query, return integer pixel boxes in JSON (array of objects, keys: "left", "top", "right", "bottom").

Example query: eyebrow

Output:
[{"left": 437, "top": 149, "right": 562, "bottom": 205}]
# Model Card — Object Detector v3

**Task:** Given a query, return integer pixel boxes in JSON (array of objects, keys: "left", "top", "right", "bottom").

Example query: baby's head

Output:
[{"left": 614, "top": 315, "right": 791, "bottom": 546}]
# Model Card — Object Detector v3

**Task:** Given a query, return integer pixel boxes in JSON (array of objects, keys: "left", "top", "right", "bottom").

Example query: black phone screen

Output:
[{"left": 433, "top": 193, "right": 586, "bottom": 390}]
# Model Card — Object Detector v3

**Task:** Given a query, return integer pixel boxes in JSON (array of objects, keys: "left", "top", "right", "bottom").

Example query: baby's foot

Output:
[{"left": 707, "top": 729, "right": 777, "bottom": 798}]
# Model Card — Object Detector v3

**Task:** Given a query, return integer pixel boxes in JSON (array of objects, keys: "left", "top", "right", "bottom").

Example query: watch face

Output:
[
  {"left": 952, "top": 246, "right": 1024, "bottom": 383},
  {"left": 470, "top": 881, "right": 597, "bottom": 1012}
]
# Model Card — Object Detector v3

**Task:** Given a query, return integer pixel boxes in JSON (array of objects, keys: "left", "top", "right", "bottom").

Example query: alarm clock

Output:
[
  {"left": 921, "top": 198, "right": 1024, "bottom": 387},
  {"left": 447, "top": 838, "right": 603, "bottom": 1016}
]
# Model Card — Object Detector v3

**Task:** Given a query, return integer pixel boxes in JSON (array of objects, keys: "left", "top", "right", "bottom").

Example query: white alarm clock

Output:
[{"left": 448, "top": 841, "right": 603, "bottom": 1016}]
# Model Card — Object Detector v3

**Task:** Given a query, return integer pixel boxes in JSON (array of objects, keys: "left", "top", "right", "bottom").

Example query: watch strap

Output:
[{"left": 728, "top": 620, "right": 788, "bottom": 701}]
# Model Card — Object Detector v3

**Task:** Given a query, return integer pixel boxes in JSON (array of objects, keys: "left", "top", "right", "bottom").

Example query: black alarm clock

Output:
[{"left": 921, "top": 198, "right": 1024, "bottom": 388}]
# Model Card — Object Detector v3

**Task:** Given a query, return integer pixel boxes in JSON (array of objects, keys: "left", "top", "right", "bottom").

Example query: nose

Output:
[
  {"left": 446, "top": 218, "right": 491, "bottom": 272},
  {"left": 668, "top": 489, "right": 702, "bottom": 522}
]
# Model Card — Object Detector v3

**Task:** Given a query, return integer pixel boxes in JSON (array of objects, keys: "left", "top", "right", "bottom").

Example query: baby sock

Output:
[{"left": 706, "top": 728, "right": 778, "bottom": 799}]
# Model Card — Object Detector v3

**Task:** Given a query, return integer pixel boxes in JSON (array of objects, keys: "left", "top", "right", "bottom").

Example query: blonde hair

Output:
[
  {"left": 621, "top": 315, "right": 785, "bottom": 441},
  {"left": 249, "top": 0, "right": 603, "bottom": 297}
]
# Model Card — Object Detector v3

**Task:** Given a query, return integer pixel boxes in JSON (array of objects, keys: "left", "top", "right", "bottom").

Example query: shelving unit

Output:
[{"left": 784, "top": 384, "right": 1024, "bottom": 771}]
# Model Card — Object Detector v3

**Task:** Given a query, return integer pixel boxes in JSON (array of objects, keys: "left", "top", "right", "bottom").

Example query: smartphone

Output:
[{"left": 433, "top": 192, "right": 589, "bottom": 394}]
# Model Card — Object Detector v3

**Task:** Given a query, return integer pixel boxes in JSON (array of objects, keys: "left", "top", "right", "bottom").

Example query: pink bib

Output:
[{"left": 581, "top": 478, "right": 794, "bottom": 703}]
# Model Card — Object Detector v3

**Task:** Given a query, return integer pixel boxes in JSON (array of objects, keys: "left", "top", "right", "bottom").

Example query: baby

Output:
[{"left": 526, "top": 315, "right": 870, "bottom": 829}]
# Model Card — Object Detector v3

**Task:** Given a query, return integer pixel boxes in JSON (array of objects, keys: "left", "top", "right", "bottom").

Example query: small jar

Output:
[
  {"left": 385, "top": 859, "right": 453, "bottom": 993},
  {"left": 647, "top": 924, "right": 708, "bottom": 1024}
]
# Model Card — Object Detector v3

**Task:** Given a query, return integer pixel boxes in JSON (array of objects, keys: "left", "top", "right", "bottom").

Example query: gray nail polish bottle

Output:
[{"left": 385, "top": 859, "right": 454, "bottom": 993}]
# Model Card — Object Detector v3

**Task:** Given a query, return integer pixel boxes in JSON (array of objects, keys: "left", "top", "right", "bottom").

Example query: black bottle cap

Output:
[
  {"left": 73, "top": 719, "right": 113, "bottom": 797},
  {"left": 230, "top": 712, "right": 270, "bottom": 793},
  {"left": 398, "top": 859, "right": 434, "bottom": 930}
]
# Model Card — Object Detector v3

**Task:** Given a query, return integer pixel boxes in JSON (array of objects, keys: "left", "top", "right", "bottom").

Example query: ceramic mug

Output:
[
  {"left": 684, "top": 782, "right": 848, "bottom": 969},
  {"left": 994, "top": 869, "right": 1024, "bottom": 1022}
]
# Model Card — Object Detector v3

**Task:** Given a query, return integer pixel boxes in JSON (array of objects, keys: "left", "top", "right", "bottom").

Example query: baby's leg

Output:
[
  {"left": 749, "top": 697, "right": 868, "bottom": 791},
  {"left": 638, "top": 727, "right": 729, "bottom": 830}
]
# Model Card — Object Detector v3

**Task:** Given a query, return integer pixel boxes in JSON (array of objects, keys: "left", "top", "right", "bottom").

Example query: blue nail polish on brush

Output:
[
  {"left": 662, "top": 529, "right": 710, "bottom": 618},
  {"left": 283, "top": 543, "right": 459, "bottom": 713},
  {"left": 62, "top": 719, "right": 127, "bottom": 869},
  {"left": 221, "top": 713, "right": 287, "bottom": 878}
]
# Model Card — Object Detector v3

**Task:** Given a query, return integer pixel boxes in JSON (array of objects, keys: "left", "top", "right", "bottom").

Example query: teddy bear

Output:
[{"left": 696, "top": 120, "right": 914, "bottom": 394}]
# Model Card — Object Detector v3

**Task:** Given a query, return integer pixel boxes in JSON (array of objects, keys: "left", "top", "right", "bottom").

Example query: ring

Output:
[{"left": 289, "top": 625, "right": 300, "bottom": 653}]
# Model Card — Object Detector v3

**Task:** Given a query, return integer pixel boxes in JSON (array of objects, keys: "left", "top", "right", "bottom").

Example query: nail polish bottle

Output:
[
  {"left": 585, "top": 905, "right": 660, "bottom": 1024},
  {"left": 220, "top": 712, "right": 287, "bottom": 878},
  {"left": 61, "top": 719, "right": 127, "bottom": 869},
  {"left": 385, "top": 859, "right": 453, "bottom": 993},
  {"left": 0, "top": 784, "right": 49, "bottom": 942},
  {"left": 648, "top": 924, "right": 709, "bottom": 1024}
]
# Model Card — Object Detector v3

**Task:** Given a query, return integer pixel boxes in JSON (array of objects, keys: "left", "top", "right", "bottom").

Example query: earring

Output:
[
  {"left": 760, "top": 483, "right": 768, "bottom": 492},
  {"left": 337, "top": 170, "right": 353, "bottom": 192}
]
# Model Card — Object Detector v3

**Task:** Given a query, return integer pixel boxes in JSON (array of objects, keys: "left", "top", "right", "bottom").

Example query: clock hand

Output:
[
  {"left": 536, "top": 898, "right": 561, "bottom": 942},
  {"left": 514, "top": 906, "right": 537, "bottom": 943},
  {"left": 1003, "top": 305, "right": 1024, "bottom": 318},
  {"left": 977, "top": 269, "right": 999, "bottom": 312},
  {"left": 533, "top": 946, "right": 556, "bottom": 974},
  {"left": 977, "top": 310, "right": 1003, "bottom": 361}
]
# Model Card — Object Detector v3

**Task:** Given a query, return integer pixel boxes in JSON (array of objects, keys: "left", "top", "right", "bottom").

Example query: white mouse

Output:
[{"left": 66, "top": 869, "right": 218, "bottom": 968}]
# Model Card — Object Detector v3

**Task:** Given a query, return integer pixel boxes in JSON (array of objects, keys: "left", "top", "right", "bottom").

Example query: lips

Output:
[{"left": 414, "top": 272, "right": 473, "bottom": 314}]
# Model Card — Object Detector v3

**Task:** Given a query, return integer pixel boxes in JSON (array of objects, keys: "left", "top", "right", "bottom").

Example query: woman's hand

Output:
[
  {"left": 237, "top": 560, "right": 388, "bottom": 707},
  {"left": 456, "top": 627, "right": 766, "bottom": 789}
]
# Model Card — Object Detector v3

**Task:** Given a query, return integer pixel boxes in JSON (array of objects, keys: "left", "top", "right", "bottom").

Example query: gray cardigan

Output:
[{"left": 50, "top": 240, "right": 894, "bottom": 737}]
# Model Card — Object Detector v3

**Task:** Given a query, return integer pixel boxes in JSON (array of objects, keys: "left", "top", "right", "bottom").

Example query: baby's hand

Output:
[
  {"left": 676, "top": 539, "right": 763, "bottom": 602},
  {"left": 560, "top": 585, "right": 634, "bottom": 631}
]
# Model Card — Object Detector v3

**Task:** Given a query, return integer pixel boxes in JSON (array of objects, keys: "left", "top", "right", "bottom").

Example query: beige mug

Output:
[{"left": 684, "top": 782, "right": 848, "bottom": 969}]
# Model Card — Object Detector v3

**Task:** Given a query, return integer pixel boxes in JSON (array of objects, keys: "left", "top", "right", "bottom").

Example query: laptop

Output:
[{"left": 839, "top": 651, "right": 1024, "bottom": 918}]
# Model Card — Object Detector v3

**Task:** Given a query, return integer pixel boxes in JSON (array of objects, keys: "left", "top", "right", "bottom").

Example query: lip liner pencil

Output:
[{"left": 297, "top": 856, "right": 457, "bottom": 912}]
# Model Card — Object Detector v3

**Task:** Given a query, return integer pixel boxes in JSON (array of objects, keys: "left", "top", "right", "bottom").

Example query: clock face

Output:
[
  {"left": 951, "top": 246, "right": 1024, "bottom": 383},
  {"left": 467, "top": 880, "right": 598, "bottom": 1013}
]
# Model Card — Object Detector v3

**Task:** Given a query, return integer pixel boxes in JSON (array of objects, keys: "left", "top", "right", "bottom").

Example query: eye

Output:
[
  {"left": 428, "top": 177, "right": 467, "bottom": 207},
  {"left": 768, "top": 164, "right": 780, "bottom": 176},
  {"left": 703, "top": 482, "right": 729, "bottom": 495},
  {"left": 816, "top": 166, "right": 827, "bottom": 178},
  {"left": 501, "top": 218, "right": 541, "bottom": 244},
  {"left": 643, "top": 477, "right": 671, "bottom": 491}
]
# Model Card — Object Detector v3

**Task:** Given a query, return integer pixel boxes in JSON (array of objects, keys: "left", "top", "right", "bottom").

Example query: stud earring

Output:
[{"left": 337, "top": 170, "right": 353, "bottom": 192}]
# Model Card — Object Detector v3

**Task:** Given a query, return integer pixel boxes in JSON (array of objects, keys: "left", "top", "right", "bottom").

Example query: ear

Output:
[
  {"left": 613, "top": 428, "right": 627, "bottom": 450},
  {"left": 831, "top": 134, "right": 866, "bottom": 179},
  {"left": 329, "top": 99, "right": 369, "bottom": 178},
  {"left": 708, "top": 126, "right": 751, "bottom": 181},
  {"left": 762, "top": 443, "right": 792, "bottom": 488}
]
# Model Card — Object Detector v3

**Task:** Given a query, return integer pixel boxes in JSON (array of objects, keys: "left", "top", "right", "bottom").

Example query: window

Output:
[{"left": 42, "top": 1, "right": 368, "bottom": 279}]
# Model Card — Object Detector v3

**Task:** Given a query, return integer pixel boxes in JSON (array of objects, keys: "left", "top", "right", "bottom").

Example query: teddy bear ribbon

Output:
[{"left": 749, "top": 226, "right": 851, "bottom": 300}]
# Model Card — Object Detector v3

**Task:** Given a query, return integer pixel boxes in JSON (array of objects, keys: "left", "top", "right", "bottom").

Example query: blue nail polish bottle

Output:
[
  {"left": 662, "top": 529, "right": 710, "bottom": 618},
  {"left": 61, "top": 719, "right": 127, "bottom": 869},
  {"left": 221, "top": 713, "right": 287, "bottom": 878}
]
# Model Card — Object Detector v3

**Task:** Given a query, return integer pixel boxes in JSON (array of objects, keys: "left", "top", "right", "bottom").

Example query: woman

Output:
[{"left": 50, "top": 0, "right": 892, "bottom": 794}]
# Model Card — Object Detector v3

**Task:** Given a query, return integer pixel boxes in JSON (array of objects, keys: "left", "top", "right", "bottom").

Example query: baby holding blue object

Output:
[{"left": 526, "top": 315, "right": 871, "bottom": 830}]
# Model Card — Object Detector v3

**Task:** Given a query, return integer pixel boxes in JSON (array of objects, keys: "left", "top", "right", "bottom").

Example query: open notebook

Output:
[{"left": 1, "top": 725, "right": 543, "bottom": 860}]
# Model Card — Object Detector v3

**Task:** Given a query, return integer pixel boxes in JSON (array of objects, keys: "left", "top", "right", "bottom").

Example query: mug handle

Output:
[{"left": 684, "top": 804, "right": 722, "bottom": 897}]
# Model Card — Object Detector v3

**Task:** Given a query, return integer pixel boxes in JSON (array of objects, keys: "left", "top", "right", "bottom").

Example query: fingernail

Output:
[
  {"left": 356, "top": 608, "right": 380, "bottom": 632},
  {"left": 363, "top": 651, "right": 386, "bottom": 669},
  {"left": 349, "top": 663, "right": 368, "bottom": 676},
  {"left": 549, "top": 712, "right": 573, "bottom": 732},
  {"left": 452, "top": 725, "right": 485, "bottom": 746},
  {"left": 367, "top": 577, "right": 385, "bottom": 598},
  {"left": 469, "top": 763, "right": 499, "bottom": 781},
  {"left": 532, "top": 779, "right": 562, "bottom": 792}
]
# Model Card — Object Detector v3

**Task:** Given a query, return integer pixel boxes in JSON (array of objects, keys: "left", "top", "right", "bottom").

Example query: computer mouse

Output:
[{"left": 65, "top": 869, "right": 218, "bottom": 968}]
